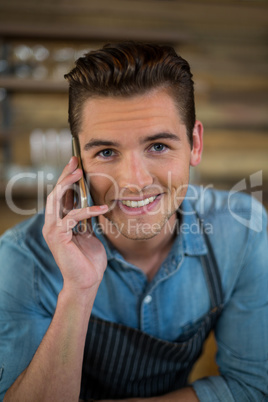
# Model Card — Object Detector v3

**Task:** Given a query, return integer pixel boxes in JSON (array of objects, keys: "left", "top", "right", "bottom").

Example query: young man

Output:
[{"left": 0, "top": 42, "right": 267, "bottom": 401}]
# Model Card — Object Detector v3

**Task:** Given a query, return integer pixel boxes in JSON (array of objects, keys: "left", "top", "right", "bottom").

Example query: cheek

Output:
[
  {"left": 166, "top": 164, "right": 190, "bottom": 205},
  {"left": 88, "top": 174, "right": 119, "bottom": 202},
  {"left": 157, "top": 160, "right": 190, "bottom": 188}
]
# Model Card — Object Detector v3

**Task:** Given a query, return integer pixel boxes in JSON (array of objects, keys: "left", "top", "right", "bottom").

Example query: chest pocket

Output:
[{"left": 176, "top": 307, "right": 220, "bottom": 343}]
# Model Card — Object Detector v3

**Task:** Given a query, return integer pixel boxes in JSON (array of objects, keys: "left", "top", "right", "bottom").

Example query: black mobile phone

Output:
[{"left": 72, "top": 136, "right": 89, "bottom": 233}]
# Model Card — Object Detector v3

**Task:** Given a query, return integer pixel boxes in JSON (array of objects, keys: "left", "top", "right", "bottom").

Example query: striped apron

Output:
[{"left": 79, "top": 231, "right": 223, "bottom": 400}]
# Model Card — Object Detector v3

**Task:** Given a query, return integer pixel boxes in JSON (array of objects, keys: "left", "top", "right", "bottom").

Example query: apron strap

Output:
[{"left": 198, "top": 216, "right": 224, "bottom": 309}]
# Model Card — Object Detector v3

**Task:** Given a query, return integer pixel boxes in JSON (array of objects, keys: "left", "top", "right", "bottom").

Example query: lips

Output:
[{"left": 116, "top": 194, "right": 162, "bottom": 215}]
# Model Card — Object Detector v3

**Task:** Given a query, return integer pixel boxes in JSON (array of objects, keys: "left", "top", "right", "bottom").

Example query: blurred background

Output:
[
  {"left": 0, "top": 0, "right": 267, "bottom": 383},
  {"left": 0, "top": 0, "right": 267, "bottom": 234}
]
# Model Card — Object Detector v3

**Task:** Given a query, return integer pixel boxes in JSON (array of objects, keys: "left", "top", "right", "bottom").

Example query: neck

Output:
[{"left": 98, "top": 214, "right": 178, "bottom": 280}]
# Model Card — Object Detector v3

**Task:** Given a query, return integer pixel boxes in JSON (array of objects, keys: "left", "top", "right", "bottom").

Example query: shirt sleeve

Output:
[
  {"left": 192, "top": 205, "right": 268, "bottom": 401},
  {"left": 0, "top": 230, "right": 52, "bottom": 401}
]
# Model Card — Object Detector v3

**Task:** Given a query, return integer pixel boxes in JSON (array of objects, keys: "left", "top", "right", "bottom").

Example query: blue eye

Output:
[
  {"left": 151, "top": 143, "right": 166, "bottom": 152},
  {"left": 99, "top": 149, "right": 114, "bottom": 158}
]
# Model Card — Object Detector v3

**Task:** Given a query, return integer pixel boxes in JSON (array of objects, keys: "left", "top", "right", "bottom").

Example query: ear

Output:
[{"left": 190, "top": 120, "right": 203, "bottom": 167}]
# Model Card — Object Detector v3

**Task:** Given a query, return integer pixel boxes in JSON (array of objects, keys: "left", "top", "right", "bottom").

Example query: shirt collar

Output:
[{"left": 179, "top": 197, "right": 208, "bottom": 256}]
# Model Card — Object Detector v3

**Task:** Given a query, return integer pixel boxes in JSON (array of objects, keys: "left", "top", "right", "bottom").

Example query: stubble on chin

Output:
[{"left": 102, "top": 209, "right": 177, "bottom": 241}]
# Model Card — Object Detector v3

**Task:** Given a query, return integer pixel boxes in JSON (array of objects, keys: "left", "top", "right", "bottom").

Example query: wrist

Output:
[{"left": 59, "top": 282, "right": 99, "bottom": 313}]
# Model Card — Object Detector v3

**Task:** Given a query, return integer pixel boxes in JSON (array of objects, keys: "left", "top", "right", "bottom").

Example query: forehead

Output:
[{"left": 80, "top": 88, "right": 183, "bottom": 136}]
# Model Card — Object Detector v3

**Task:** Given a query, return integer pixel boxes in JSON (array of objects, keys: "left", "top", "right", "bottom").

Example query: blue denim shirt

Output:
[{"left": 0, "top": 187, "right": 267, "bottom": 401}]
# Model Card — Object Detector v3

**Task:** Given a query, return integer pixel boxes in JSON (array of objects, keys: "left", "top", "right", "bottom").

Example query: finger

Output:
[
  {"left": 57, "top": 156, "right": 78, "bottom": 185},
  {"left": 45, "top": 168, "right": 83, "bottom": 226},
  {"left": 61, "top": 188, "right": 74, "bottom": 218},
  {"left": 59, "top": 205, "right": 109, "bottom": 234}
]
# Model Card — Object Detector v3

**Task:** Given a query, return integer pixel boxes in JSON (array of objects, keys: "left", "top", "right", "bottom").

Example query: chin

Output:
[
  {"left": 120, "top": 228, "right": 161, "bottom": 241},
  {"left": 105, "top": 211, "right": 175, "bottom": 241}
]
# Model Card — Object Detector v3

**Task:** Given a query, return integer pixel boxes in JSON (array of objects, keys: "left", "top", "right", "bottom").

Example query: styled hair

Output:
[{"left": 64, "top": 41, "right": 196, "bottom": 146}]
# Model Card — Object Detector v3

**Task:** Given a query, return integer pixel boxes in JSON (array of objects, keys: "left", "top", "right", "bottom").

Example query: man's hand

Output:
[
  {"left": 42, "top": 156, "right": 109, "bottom": 293},
  {"left": 4, "top": 157, "right": 109, "bottom": 402}
]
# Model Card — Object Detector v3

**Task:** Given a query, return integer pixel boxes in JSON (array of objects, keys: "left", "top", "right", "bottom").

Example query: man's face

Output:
[{"left": 79, "top": 88, "right": 202, "bottom": 240}]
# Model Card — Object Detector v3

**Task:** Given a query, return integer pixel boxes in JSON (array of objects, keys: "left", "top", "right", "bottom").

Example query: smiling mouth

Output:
[{"left": 120, "top": 195, "right": 158, "bottom": 208}]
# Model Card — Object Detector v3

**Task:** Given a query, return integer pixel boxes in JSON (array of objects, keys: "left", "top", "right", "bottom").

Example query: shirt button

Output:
[{"left": 144, "top": 295, "right": 152, "bottom": 304}]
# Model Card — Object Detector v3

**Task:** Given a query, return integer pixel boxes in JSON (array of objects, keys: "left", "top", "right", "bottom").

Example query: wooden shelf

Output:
[
  {"left": 0, "top": 77, "right": 68, "bottom": 93},
  {"left": 0, "top": 22, "right": 181, "bottom": 44}
]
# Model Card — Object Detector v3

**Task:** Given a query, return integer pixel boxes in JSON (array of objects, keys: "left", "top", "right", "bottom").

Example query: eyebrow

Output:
[
  {"left": 83, "top": 132, "right": 180, "bottom": 151},
  {"left": 140, "top": 132, "right": 180, "bottom": 144},
  {"left": 84, "top": 139, "right": 120, "bottom": 151}
]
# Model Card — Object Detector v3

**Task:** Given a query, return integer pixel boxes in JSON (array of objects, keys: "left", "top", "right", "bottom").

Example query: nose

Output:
[{"left": 117, "top": 152, "right": 154, "bottom": 192}]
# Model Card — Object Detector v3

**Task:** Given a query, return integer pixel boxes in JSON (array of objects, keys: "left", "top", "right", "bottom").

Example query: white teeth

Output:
[{"left": 121, "top": 196, "right": 157, "bottom": 208}]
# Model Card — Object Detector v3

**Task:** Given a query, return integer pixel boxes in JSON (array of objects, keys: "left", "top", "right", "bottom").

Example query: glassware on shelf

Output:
[
  {"left": 4, "top": 41, "right": 99, "bottom": 81},
  {"left": 14, "top": 45, "right": 33, "bottom": 62},
  {"left": 30, "top": 128, "right": 72, "bottom": 168},
  {"left": 58, "top": 128, "right": 72, "bottom": 165},
  {"left": 32, "top": 45, "right": 50, "bottom": 63},
  {"left": 30, "top": 129, "right": 45, "bottom": 166}
]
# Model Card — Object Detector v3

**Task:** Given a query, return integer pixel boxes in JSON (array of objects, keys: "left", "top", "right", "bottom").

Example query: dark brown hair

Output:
[{"left": 64, "top": 42, "right": 196, "bottom": 146}]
